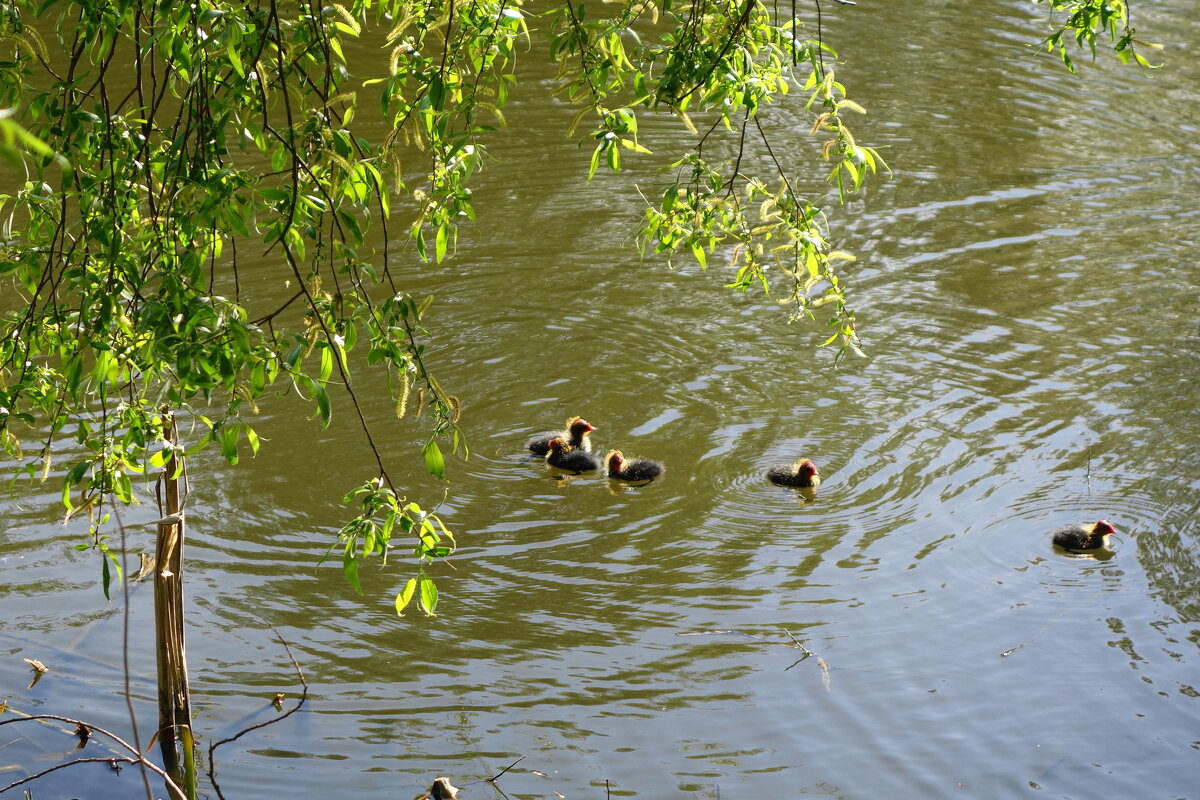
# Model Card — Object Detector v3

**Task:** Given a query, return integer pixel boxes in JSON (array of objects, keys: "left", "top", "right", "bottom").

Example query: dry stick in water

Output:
[
  {"left": 207, "top": 627, "right": 309, "bottom": 800},
  {"left": 783, "top": 629, "right": 814, "bottom": 658},
  {"left": 782, "top": 628, "right": 831, "bottom": 690}
]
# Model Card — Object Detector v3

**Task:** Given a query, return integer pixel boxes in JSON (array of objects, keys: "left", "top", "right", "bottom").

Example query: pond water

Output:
[{"left": 3, "top": 2, "right": 1199, "bottom": 798}]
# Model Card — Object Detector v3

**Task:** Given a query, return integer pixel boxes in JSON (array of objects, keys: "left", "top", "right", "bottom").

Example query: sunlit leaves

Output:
[
  {"left": 379, "top": 0, "right": 523, "bottom": 260},
  {"left": 1033, "top": 0, "right": 1159, "bottom": 72},
  {"left": 0, "top": 1, "right": 468, "bottom": 603},
  {"left": 337, "top": 480, "right": 454, "bottom": 616},
  {"left": 586, "top": 107, "right": 651, "bottom": 181},
  {"left": 638, "top": 150, "right": 863, "bottom": 361},
  {"left": 548, "top": 0, "right": 878, "bottom": 353}
]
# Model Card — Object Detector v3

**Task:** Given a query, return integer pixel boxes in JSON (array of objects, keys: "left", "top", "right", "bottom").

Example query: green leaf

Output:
[
  {"left": 311, "top": 380, "right": 331, "bottom": 428},
  {"left": 319, "top": 345, "right": 333, "bottom": 382},
  {"left": 149, "top": 444, "right": 172, "bottom": 468},
  {"left": 227, "top": 40, "right": 244, "bottom": 78},
  {"left": 588, "top": 145, "right": 602, "bottom": 181},
  {"left": 337, "top": 209, "right": 363, "bottom": 243},
  {"left": 429, "top": 74, "right": 446, "bottom": 111},
  {"left": 380, "top": 514, "right": 396, "bottom": 548},
  {"left": 244, "top": 425, "right": 260, "bottom": 455},
  {"left": 418, "top": 575, "right": 438, "bottom": 616},
  {"left": 65, "top": 460, "right": 90, "bottom": 486},
  {"left": 220, "top": 425, "right": 240, "bottom": 465},
  {"left": 434, "top": 516, "right": 456, "bottom": 548},
  {"left": 422, "top": 439, "right": 445, "bottom": 478},
  {"left": 343, "top": 542, "right": 362, "bottom": 595},
  {"left": 65, "top": 356, "right": 83, "bottom": 391},
  {"left": 396, "top": 577, "right": 417, "bottom": 616},
  {"left": 435, "top": 222, "right": 448, "bottom": 263}
]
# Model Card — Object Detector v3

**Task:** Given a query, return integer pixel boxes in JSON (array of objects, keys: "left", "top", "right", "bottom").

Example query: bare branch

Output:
[
  {"left": 208, "top": 627, "right": 309, "bottom": 800},
  {"left": 0, "top": 715, "right": 185, "bottom": 800},
  {"left": 487, "top": 755, "right": 525, "bottom": 782}
]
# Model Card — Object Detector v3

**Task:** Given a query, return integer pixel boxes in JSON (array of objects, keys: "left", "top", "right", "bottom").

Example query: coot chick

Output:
[
  {"left": 606, "top": 450, "right": 665, "bottom": 482},
  {"left": 528, "top": 416, "right": 596, "bottom": 456},
  {"left": 1051, "top": 519, "right": 1117, "bottom": 550},
  {"left": 546, "top": 437, "right": 603, "bottom": 473},
  {"left": 766, "top": 458, "right": 821, "bottom": 488},
  {"left": 420, "top": 778, "right": 459, "bottom": 800}
]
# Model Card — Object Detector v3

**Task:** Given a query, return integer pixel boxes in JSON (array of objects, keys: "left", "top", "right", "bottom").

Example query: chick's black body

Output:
[
  {"left": 1051, "top": 520, "right": 1117, "bottom": 550},
  {"left": 606, "top": 450, "right": 665, "bottom": 481},
  {"left": 766, "top": 458, "right": 821, "bottom": 488},
  {"left": 546, "top": 438, "right": 603, "bottom": 473}
]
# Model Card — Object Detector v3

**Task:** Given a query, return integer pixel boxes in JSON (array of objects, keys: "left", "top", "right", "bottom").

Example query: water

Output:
[{"left": 2, "top": 1, "right": 1199, "bottom": 798}]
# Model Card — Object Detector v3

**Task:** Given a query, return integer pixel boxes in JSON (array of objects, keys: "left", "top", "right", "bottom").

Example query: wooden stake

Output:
[{"left": 154, "top": 409, "right": 196, "bottom": 798}]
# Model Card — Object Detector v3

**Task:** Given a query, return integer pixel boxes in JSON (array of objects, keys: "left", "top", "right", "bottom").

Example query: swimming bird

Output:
[
  {"left": 546, "top": 437, "right": 603, "bottom": 473},
  {"left": 528, "top": 416, "right": 596, "bottom": 456},
  {"left": 766, "top": 458, "right": 821, "bottom": 488},
  {"left": 1051, "top": 520, "right": 1117, "bottom": 550},
  {"left": 606, "top": 450, "right": 665, "bottom": 482}
]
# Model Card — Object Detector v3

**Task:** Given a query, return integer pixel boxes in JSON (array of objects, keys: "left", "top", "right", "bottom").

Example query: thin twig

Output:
[
  {"left": 487, "top": 755, "right": 525, "bottom": 782},
  {"left": 0, "top": 715, "right": 185, "bottom": 800},
  {"left": 0, "top": 757, "right": 146, "bottom": 795},
  {"left": 111, "top": 504, "right": 154, "bottom": 800},
  {"left": 782, "top": 628, "right": 814, "bottom": 657},
  {"left": 207, "top": 628, "right": 309, "bottom": 800}
]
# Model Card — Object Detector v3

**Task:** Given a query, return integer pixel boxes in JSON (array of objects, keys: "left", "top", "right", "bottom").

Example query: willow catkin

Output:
[{"left": 396, "top": 372, "right": 411, "bottom": 418}]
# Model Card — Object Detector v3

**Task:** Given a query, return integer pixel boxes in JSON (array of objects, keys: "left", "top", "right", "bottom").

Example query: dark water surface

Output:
[{"left": 3, "top": 2, "right": 1199, "bottom": 798}]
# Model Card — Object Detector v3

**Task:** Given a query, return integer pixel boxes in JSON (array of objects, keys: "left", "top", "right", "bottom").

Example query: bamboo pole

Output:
[{"left": 154, "top": 410, "right": 196, "bottom": 798}]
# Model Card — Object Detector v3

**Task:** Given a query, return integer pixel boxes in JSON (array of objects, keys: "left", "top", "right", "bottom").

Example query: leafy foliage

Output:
[
  {"left": 0, "top": 0, "right": 475, "bottom": 612},
  {"left": 1033, "top": 0, "right": 1160, "bottom": 71},
  {"left": 335, "top": 479, "right": 452, "bottom": 615},
  {"left": 551, "top": 0, "right": 883, "bottom": 356}
]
